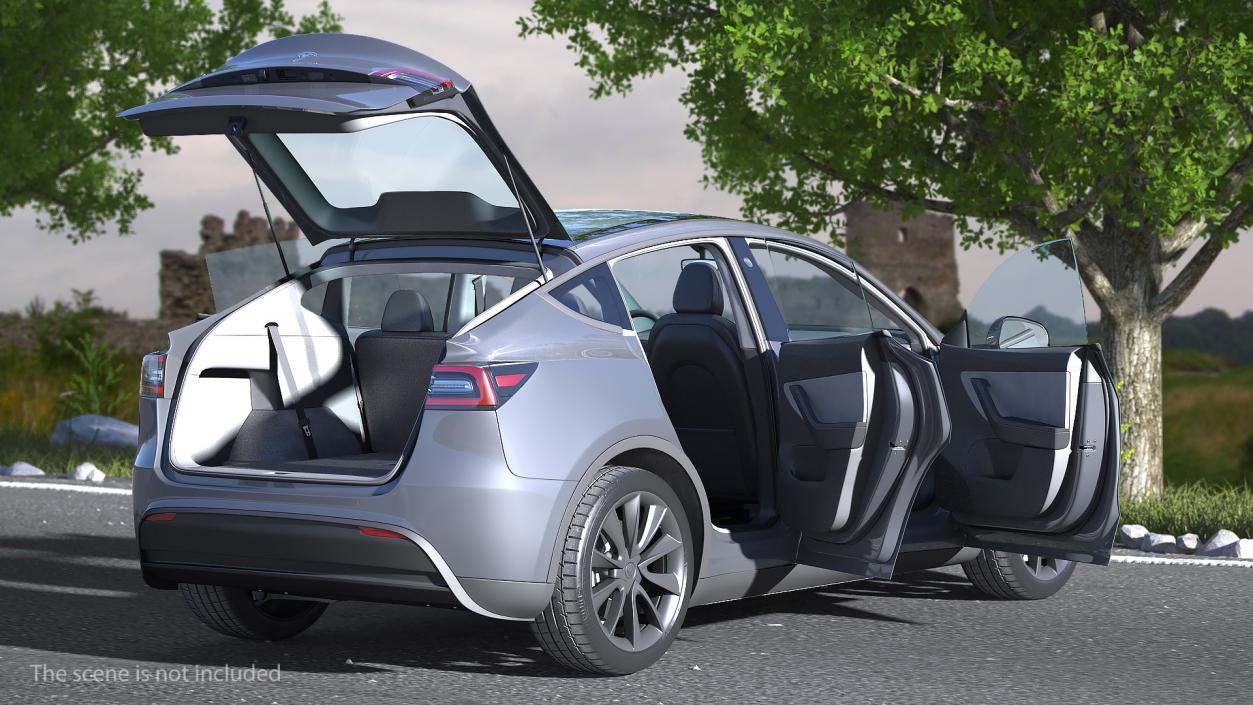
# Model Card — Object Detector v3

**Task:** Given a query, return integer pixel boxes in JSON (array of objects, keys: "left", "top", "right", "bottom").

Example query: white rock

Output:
[
  {"left": 1198, "top": 532, "right": 1253, "bottom": 559},
  {"left": 1176, "top": 533, "right": 1200, "bottom": 553},
  {"left": 1117, "top": 524, "right": 1149, "bottom": 550},
  {"left": 0, "top": 461, "right": 45, "bottom": 477},
  {"left": 50, "top": 415, "right": 139, "bottom": 449},
  {"left": 71, "top": 462, "right": 106, "bottom": 482},
  {"left": 1238, "top": 539, "right": 1253, "bottom": 560},
  {"left": 1197, "top": 529, "right": 1241, "bottom": 557},
  {"left": 1144, "top": 533, "right": 1179, "bottom": 553}
]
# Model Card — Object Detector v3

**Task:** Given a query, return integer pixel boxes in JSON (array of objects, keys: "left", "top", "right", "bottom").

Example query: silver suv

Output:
[{"left": 123, "top": 34, "right": 1120, "bottom": 675}]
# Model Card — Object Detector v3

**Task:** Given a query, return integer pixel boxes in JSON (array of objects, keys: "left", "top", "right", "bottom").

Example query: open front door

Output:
[
  {"left": 935, "top": 240, "right": 1120, "bottom": 564},
  {"left": 751, "top": 242, "right": 950, "bottom": 578}
]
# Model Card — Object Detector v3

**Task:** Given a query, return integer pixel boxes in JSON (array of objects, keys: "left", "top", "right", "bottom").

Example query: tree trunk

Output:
[{"left": 1101, "top": 308, "right": 1164, "bottom": 500}]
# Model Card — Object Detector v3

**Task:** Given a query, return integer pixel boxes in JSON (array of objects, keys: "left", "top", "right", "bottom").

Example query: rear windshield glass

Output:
[
  {"left": 249, "top": 115, "right": 527, "bottom": 237},
  {"left": 278, "top": 116, "right": 517, "bottom": 209}
]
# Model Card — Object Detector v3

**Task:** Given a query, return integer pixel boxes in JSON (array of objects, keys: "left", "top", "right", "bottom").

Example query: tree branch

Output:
[
  {"left": 1152, "top": 202, "right": 1250, "bottom": 316},
  {"left": 880, "top": 73, "right": 998, "bottom": 112},
  {"left": 1050, "top": 174, "right": 1115, "bottom": 230},
  {"left": 1070, "top": 220, "right": 1121, "bottom": 314},
  {"left": 1151, "top": 232, "right": 1224, "bottom": 318},
  {"left": 1163, "top": 107, "right": 1253, "bottom": 255}
]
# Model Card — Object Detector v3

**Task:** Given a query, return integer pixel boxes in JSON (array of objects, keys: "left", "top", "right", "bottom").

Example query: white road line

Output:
[
  {"left": 0, "top": 480, "right": 131, "bottom": 496},
  {"left": 0, "top": 548, "right": 138, "bottom": 569},
  {"left": 0, "top": 578, "right": 139, "bottom": 598},
  {"left": 1111, "top": 554, "right": 1253, "bottom": 568}
]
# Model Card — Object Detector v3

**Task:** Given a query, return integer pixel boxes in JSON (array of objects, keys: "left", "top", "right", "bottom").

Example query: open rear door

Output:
[
  {"left": 751, "top": 243, "right": 950, "bottom": 578},
  {"left": 775, "top": 332, "right": 951, "bottom": 578},
  {"left": 935, "top": 240, "right": 1120, "bottom": 564}
]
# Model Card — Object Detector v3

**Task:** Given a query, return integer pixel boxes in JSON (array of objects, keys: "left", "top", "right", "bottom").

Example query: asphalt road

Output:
[{"left": 1, "top": 481, "right": 1249, "bottom": 705}]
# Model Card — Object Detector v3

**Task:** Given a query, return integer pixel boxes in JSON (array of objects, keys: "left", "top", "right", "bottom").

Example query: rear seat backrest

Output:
[{"left": 354, "top": 290, "right": 447, "bottom": 454}]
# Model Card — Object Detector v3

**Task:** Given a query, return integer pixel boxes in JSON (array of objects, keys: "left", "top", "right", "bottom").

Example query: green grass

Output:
[
  {"left": 1161, "top": 353, "right": 1253, "bottom": 487},
  {"left": 0, "top": 428, "right": 135, "bottom": 478},
  {"left": 1121, "top": 484, "right": 1253, "bottom": 538}
]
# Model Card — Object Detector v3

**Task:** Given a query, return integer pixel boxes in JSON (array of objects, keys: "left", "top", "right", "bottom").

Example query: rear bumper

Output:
[{"left": 138, "top": 509, "right": 552, "bottom": 620}]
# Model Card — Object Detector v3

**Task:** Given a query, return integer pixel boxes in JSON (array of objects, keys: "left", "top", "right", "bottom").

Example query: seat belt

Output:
[
  {"left": 265, "top": 323, "right": 318, "bottom": 460},
  {"left": 343, "top": 332, "right": 373, "bottom": 453}
]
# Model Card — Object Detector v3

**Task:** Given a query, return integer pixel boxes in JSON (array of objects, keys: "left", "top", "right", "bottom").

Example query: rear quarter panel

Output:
[{"left": 446, "top": 290, "right": 680, "bottom": 483}]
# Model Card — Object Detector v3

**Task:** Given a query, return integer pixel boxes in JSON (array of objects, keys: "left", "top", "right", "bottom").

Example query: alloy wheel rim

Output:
[
  {"left": 1020, "top": 554, "right": 1067, "bottom": 581},
  {"left": 588, "top": 490, "right": 687, "bottom": 652}
]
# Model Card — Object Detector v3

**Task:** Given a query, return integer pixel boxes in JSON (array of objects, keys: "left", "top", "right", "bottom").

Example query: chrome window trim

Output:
[{"left": 744, "top": 237, "right": 935, "bottom": 351}]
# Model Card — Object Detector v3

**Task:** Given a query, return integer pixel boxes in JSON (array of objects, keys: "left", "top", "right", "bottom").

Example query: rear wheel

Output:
[
  {"left": 180, "top": 583, "right": 327, "bottom": 640},
  {"left": 962, "top": 549, "right": 1076, "bottom": 600},
  {"left": 532, "top": 466, "right": 694, "bottom": 675}
]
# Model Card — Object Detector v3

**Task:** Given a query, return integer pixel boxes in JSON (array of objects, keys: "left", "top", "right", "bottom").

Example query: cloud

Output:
[{"left": 2, "top": 0, "right": 1247, "bottom": 318}]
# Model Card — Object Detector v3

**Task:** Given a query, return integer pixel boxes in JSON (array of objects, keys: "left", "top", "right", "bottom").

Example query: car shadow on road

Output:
[
  {"left": 1, "top": 533, "right": 979, "bottom": 679},
  {"left": 0, "top": 532, "right": 589, "bottom": 678},
  {"left": 682, "top": 569, "right": 983, "bottom": 629}
]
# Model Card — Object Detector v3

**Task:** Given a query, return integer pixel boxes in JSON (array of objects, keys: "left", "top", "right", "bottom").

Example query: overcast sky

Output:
[{"left": 3, "top": 0, "right": 1249, "bottom": 319}]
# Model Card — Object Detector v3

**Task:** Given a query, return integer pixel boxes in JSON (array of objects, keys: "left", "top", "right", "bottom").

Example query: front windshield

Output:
[{"left": 963, "top": 239, "right": 1088, "bottom": 348}]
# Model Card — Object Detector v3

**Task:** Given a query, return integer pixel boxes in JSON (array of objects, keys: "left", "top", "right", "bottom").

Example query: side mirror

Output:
[{"left": 986, "top": 316, "right": 1049, "bottom": 349}]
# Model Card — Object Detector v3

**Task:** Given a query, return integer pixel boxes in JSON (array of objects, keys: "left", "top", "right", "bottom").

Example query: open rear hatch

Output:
[{"left": 120, "top": 32, "right": 567, "bottom": 245}]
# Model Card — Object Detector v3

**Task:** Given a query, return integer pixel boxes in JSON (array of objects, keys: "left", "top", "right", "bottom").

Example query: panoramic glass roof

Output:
[{"left": 555, "top": 209, "right": 707, "bottom": 241}]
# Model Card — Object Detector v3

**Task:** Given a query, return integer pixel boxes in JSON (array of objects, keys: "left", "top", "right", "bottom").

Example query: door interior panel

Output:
[
  {"left": 956, "top": 349, "right": 1121, "bottom": 563},
  {"left": 937, "top": 344, "right": 1115, "bottom": 551},
  {"left": 778, "top": 334, "right": 950, "bottom": 577},
  {"left": 776, "top": 334, "right": 876, "bottom": 531}
]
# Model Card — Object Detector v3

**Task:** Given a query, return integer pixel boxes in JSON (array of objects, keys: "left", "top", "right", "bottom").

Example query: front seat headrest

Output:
[
  {"left": 381, "top": 290, "right": 435, "bottom": 332},
  {"left": 672, "top": 263, "right": 724, "bottom": 314}
]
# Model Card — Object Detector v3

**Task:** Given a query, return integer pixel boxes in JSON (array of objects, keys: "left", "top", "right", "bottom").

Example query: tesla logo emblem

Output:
[{"left": 293, "top": 51, "right": 318, "bottom": 62}]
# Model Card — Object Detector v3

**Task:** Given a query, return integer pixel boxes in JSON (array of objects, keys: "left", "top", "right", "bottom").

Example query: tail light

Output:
[
  {"left": 425, "top": 363, "right": 537, "bottom": 410},
  {"left": 140, "top": 352, "right": 166, "bottom": 398},
  {"left": 358, "top": 526, "right": 406, "bottom": 539},
  {"left": 369, "top": 68, "right": 453, "bottom": 94}
]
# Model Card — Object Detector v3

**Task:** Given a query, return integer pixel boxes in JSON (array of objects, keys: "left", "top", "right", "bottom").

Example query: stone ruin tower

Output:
[
  {"left": 158, "top": 211, "right": 300, "bottom": 322},
  {"left": 843, "top": 201, "right": 963, "bottom": 328}
]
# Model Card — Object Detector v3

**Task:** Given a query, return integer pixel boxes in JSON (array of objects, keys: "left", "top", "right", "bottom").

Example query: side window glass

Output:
[
  {"left": 868, "top": 299, "right": 921, "bottom": 349},
  {"left": 750, "top": 243, "right": 872, "bottom": 341},
  {"left": 344, "top": 273, "right": 452, "bottom": 331},
  {"left": 612, "top": 244, "right": 739, "bottom": 342},
  {"left": 550, "top": 264, "right": 627, "bottom": 328}
]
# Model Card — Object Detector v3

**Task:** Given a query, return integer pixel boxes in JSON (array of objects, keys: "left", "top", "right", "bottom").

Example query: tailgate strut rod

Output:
[
  {"left": 229, "top": 118, "right": 291, "bottom": 278},
  {"left": 503, "top": 157, "right": 548, "bottom": 283}
]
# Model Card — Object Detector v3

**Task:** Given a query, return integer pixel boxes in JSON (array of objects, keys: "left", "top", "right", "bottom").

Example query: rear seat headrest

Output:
[
  {"left": 381, "top": 290, "right": 435, "bottom": 332},
  {"left": 672, "top": 262, "right": 724, "bottom": 314}
]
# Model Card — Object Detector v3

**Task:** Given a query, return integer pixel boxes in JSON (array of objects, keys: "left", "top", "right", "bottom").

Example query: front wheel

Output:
[
  {"left": 532, "top": 466, "right": 694, "bottom": 675},
  {"left": 180, "top": 583, "right": 327, "bottom": 640},
  {"left": 962, "top": 549, "right": 1076, "bottom": 600}
]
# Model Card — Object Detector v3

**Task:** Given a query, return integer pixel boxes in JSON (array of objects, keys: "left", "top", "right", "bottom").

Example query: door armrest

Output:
[
  {"left": 970, "top": 378, "right": 1070, "bottom": 450},
  {"left": 789, "top": 386, "right": 868, "bottom": 449}
]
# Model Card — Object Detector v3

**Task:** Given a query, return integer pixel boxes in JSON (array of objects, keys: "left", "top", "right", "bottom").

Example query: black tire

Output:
[
  {"left": 962, "top": 549, "right": 1076, "bottom": 600},
  {"left": 532, "top": 466, "right": 695, "bottom": 675},
  {"left": 180, "top": 583, "right": 327, "bottom": 640}
]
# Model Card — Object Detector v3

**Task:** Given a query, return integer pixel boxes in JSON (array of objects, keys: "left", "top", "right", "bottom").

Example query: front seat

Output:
[
  {"left": 646, "top": 264, "right": 758, "bottom": 500},
  {"left": 354, "top": 290, "right": 446, "bottom": 455}
]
